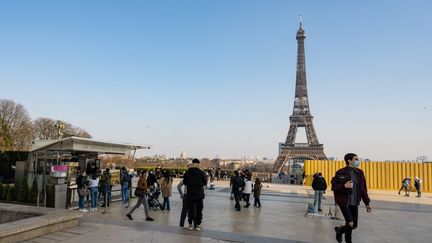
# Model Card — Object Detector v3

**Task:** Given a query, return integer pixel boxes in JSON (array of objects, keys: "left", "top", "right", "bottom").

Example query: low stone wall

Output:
[
  {"left": 0, "top": 209, "right": 42, "bottom": 224},
  {"left": 0, "top": 203, "right": 80, "bottom": 242}
]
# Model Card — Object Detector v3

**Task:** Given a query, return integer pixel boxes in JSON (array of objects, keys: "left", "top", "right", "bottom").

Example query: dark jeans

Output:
[
  {"left": 254, "top": 197, "right": 261, "bottom": 207},
  {"left": 243, "top": 193, "right": 250, "bottom": 206},
  {"left": 180, "top": 196, "right": 193, "bottom": 227},
  {"left": 233, "top": 191, "right": 242, "bottom": 210},
  {"left": 399, "top": 185, "right": 409, "bottom": 196},
  {"left": 103, "top": 185, "right": 111, "bottom": 206},
  {"left": 339, "top": 205, "right": 359, "bottom": 243},
  {"left": 416, "top": 188, "right": 421, "bottom": 197},
  {"left": 161, "top": 197, "right": 170, "bottom": 210},
  {"left": 187, "top": 198, "right": 203, "bottom": 227}
]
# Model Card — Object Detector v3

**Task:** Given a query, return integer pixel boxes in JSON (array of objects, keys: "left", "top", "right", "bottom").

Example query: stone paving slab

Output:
[{"left": 26, "top": 182, "right": 432, "bottom": 243}]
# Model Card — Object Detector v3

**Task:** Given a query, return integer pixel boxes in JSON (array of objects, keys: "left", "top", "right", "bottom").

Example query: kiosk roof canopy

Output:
[{"left": 31, "top": 137, "right": 150, "bottom": 155}]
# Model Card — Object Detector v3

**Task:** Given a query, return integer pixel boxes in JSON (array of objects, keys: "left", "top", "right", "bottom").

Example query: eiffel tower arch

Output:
[{"left": 273, "top": 20, "right": 326, "bottom": 172}]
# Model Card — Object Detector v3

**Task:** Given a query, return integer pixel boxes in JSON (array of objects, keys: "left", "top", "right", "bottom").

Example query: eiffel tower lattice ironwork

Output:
[{"left": 272, "top": 20, "right": 326, "bottom": 172}]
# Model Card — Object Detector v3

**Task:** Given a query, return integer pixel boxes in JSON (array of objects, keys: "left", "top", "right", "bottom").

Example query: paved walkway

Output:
[{"left": 23, "top": 181, "right": 432, "bottom": 243}]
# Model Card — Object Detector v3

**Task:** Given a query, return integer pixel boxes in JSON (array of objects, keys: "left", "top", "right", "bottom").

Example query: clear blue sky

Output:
[{"left": 1, "top": 1, "right": 431, "bottom": 161}]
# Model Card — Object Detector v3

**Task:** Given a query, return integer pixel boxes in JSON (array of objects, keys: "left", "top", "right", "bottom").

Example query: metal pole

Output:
[{"left": 35, "top": 154, "right": 39, "bottom": 207}]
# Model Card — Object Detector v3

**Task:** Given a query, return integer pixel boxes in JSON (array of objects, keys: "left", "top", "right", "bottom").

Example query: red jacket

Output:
[{"left": 331, "top": 166, "right": 370, "bottom": 207}]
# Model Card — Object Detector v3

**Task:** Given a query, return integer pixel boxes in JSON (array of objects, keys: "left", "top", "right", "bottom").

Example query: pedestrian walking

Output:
[
  {"left": 231, "top": 170, "right": 245, "bottom": 211},
  {"left": 120, "top": 167, "right": 131, "bottom": 207},
  {"left": 398, "top": 177, "right": 411, "bottom": 196},
  {"left": 243, "top": 176, "right": 252, "bottom": 208},
  {"left": 89, "top": 174, "right": 99, "bottom": 211},
  {"left": 159, "top": 170, "right": 173, "bottom": 211},
  {"left": 312, "top": 172, "right": 327, "bottom": 213},
  {"left": 126, "top": 171, "right": 154, "bottom": 221},
  {"left": 183, "top": 159, "right": 207, "bottom": 231},
  {"left": 414, "top": 177, "right": 422, "bottom": 198},
  {"left": 77, "top": 171, "right": 88, "bottom": 212},
  {"left": 253, "top": 177, "right": 262, "bottom": 208},
  {"left": 100, "top": 168, "right": 112, "bottom": 207},
  {"left": 177, "top": 178, "right": 193, "bottom": 228},
  {"left": 332, "top": 153, "right": 372, "bottom": 243}
]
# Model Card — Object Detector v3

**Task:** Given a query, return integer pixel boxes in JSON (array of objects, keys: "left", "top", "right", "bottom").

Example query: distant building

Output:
[
  {"left": 180, "top": 151, "right": 187, "bottom": 159},
  {"left": 417, "top": 155, "right": 428, "bottom": 162}
]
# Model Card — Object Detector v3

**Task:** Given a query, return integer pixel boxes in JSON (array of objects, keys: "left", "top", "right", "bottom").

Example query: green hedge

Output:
[
  {"left": 0, "top": 184, "right": 16, "bottom": 201},
  {"left": 136, "top": 167, "right": 187, "bottom": 176},
  {"left": 135, "top": 167, "right": 235, "bottom": 178}
]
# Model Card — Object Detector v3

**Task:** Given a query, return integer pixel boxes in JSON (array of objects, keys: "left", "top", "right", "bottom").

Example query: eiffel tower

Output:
[{"left": 273, "top": 19, "right": 326, "bottom": 172}]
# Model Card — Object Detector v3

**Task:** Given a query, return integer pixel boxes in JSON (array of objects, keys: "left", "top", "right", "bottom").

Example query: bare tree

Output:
[
  {"left": 0, "top": 99, "right": 34, "bottom": 151},
  {"left": 33, "top": 117, "right": 58, "bottom": 140},
  {"left": 71, "top": 127, "right": 91, "bottom": 139},
  {"left": 33, "top": 118, "right": 92, "bottom": 139}
]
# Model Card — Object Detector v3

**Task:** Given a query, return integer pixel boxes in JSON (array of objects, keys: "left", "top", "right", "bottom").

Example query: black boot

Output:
[{"left": 335, "top": 226, "right": 343, "bottom": 243}]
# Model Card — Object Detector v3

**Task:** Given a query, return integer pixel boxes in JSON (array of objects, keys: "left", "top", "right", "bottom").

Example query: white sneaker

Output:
[
  {"left": 195, "top": 225, "right": 203, "bottom": 231},
  {"left": 188, "top": 224, "right": 193, "bottom": 231},
  {"left": 80, "top": 209, "right": 89, "bottom": 212}
]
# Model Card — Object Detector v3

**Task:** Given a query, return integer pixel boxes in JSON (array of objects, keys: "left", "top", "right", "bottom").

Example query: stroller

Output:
[{"left": 147, "top": 186, "right": 162, "bottom": 211}]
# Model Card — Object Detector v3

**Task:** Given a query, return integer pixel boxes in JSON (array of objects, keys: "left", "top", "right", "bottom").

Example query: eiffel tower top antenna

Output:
[{"left": 299, "top": 15, "right": 303, "bottom": 29}]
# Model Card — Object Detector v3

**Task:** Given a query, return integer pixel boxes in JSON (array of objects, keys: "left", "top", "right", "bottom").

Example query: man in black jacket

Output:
[
  {"left": 311, "top": 172, "right": 327, "bottom": 212},
  {"left": 183, "top": 159, "right": 207, "bottom": 231},
  {"left": 231, "top": 170, "right": 245, "bottom": 211}
]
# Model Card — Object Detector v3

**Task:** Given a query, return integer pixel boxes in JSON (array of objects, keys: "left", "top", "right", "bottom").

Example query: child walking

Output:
[
  {"left": 253, "top": 177, "right": 262, "bottom": 207},
  {"left": 243, "top": 176, "right": 253, "bottom": 207}
]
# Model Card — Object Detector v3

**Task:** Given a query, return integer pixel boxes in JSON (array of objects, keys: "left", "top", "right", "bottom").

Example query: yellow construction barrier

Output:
[{"left": 304, "top": 160, "right": 431, "bottom": 192}]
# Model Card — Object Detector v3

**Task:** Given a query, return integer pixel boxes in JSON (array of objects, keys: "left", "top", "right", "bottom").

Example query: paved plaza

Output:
[{"left": 23, "top": 180, "right": 432, "bottom": 243}]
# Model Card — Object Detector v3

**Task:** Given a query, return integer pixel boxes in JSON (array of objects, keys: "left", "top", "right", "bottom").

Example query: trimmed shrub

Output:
[
  {"left": 2, "top": 184, "right": 10, "bottom": 200},
  {"left": 29, "top": 178, "right": 38, "bottom": 204},
  {"left": 0, "top": 184, "right": 4, "bottom": 200},
  {"left": 7, "top": 186, "right": 17, "bottom": 201},
  {"left": 18, "top": 176, "right": 29, "bottom": 203}
]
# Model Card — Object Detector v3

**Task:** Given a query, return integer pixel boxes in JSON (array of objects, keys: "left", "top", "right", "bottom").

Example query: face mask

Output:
[{"left": 353, "top": 160, "right": 361, "bottom": 168}]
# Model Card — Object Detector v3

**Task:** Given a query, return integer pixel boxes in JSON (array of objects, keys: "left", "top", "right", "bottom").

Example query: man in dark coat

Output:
[
  {"left": 183, "top": 159, "right": 207, "bottom": 231},
  {"left": 231, "top": 170, "right": 245, "bottom": 211},
  {"left": 332, "top": 153, "right": 372, "bottom": 243},
  {"left": 311, "top": 172, "right": 327, "bottom": 212}
]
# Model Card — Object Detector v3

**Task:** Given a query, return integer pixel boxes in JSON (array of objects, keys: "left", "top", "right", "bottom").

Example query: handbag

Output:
[
  {"left": 134, "top": 188, "right": 145, "bottom": 197},
  {"left": 334, "top": 175, "right": 351, "bottom": 184},
  {"left": 78, "top": 188, "right": 89, "bottom": 196}
]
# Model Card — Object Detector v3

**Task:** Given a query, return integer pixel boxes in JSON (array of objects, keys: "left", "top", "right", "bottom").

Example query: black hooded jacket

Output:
[{"left": 183, "top": 165, "right": 207, "bottom": 200}]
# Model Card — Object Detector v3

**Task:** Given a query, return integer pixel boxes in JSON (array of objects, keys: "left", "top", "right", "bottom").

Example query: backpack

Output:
[{"left": 121, "top": 172, "right": 130, "bottom": 183}]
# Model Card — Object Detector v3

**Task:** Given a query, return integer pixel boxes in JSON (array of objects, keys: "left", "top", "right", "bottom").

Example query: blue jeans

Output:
[
  {"left": 121, "top": 183, "right": 129, "bottom": 204},
  {"left": 161, "top": 197, "right": 170, "bottom": 210},
  {"left": 90, "top": 187, "right": 99, "bottom": 208},
  {"left": 313, "top": 190, "right": 324, "bottom": 211},
  {"left": 103, "top": 185, "right": 111, "bottom": 206},
  {"left": 78, "top": 195, "right": 85, "bottom": 209}
]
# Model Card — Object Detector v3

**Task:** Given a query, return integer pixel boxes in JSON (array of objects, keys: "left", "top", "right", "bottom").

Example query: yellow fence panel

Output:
[{"left": 304, "top": 160, "right": 431, "bottom": 192}]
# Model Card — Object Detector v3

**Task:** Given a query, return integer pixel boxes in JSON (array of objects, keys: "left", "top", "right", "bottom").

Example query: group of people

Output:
[
  {"left": 230, "top": 169, "right": 262, "bottom": 211},
  {"left": 126, "top": 159, "right": 207, "bottom": 231},
  {"left": 76, "top": 167, "right": 114, "bottom": 212},
  {"left": 78, "top": 153, "right": 429, "bottom": 243},
  {"left": 398, "top": 176, "right": 422, "bottom": 197}
]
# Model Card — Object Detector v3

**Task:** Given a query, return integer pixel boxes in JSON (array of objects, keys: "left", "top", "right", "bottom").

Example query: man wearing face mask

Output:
[{"left": 331, "top": 153, "right": 372, "bottom": 243}]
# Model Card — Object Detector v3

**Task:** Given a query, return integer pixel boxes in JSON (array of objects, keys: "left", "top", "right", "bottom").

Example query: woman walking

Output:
[
  {"left": 89, "top": 174, "right": 99, "bottom": 211},
  {"left": 126, "top": 171, "right": 154, "bottom": 221},
  {"left": 77, "top": 171, "right": 88, "bottom": 212}
]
